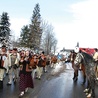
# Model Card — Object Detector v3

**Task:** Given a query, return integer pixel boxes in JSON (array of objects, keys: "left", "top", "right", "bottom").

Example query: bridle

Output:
[{"left": 74, "top": 53, "right": 84, "bottom": 66}]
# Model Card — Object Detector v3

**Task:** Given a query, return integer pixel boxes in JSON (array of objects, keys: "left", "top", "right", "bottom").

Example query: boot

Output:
[
  {"left": 74, "top": 76, "right": 78, "bottom": 82},
  {"left": 91, "top": 89, "right": 95, "bottom": 98},
  {"left": 0, "top": 81, "right": 3, "bottom": 89},
  {"left": 73, "top": 73, "right": 76, "bottom": 80}
]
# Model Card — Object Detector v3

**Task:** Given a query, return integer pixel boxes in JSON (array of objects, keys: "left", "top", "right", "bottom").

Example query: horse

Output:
[
  {"left": 74, "top": 51, "right": 96, "bottom": 98},
  {"left": 69, "top": 51, "right": 86, "bottom": 84},
  {"left": 70, "top": 51, "right": 78, "bottom": 81}
]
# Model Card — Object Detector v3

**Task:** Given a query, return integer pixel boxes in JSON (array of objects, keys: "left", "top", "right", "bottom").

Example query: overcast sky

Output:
[{"left": 0, "top": 0, "right": 98, "bottom": 51}]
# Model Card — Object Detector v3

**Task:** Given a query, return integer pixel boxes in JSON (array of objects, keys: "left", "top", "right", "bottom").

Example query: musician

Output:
[
  {"left": 6, "top": 48, "right": 13, "bottom": 75},
  {"left": 41, "top": 52, "right": 47, "bottom": 73},
  {"left": 7, "top": 48, "right": 20, "bottom": 85},
  {"left": 46, "top": 54, "right": 51, "bottom": 71},
  {"left": 36, "top": 51, "right": 46, "bottom": 79},
  {"left": 51, "top": 55, "right": 57, "bottom": 68},
  {"left": 30, "top": 54, "right": 38, "bottom": 79},
  {"left": 0, "top": 45, "right": 8, "bottom": 89}
]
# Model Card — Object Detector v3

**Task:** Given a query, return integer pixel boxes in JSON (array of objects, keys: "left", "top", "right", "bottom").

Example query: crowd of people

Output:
[
  {"left": 2, "top": 45, "right": 98, "bottom": 98},
  {"left": 0, "top": 45, "right": 58, "bottom": 97}
]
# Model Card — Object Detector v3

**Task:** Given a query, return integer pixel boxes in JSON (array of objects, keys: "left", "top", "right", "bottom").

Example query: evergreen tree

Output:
[
  {"left": 20, "top": 25, "right": 30, "bottom": 47},
  {"left": 0, "top": 12, "right": 11, "bottom": 46},
  {"left": 29, "top": 3, "right": 42, "bottom": 50}
]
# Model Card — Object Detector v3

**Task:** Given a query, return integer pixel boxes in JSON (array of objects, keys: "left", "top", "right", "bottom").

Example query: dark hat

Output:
[
  {"left": 1, "top": 45, "right": 6, "bottom": 48},
  {"left": 42, "top": 51, "right": 44, "bottom": 54},
  {"left": 13, "top": 47, "right": 17, "bottom": 51},
  {"left": 94, "top": 48, "right": 97, "bottom": 51}
]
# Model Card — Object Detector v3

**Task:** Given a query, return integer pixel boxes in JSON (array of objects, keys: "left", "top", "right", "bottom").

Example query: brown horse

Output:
[{"left": 70, "top": 51, "right": 86, "bottom": 84}]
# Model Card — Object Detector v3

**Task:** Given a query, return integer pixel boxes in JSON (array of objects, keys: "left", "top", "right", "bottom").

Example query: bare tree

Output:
[
  {"left": 52, "top": 38, "right": 58, "bottom": 55},
  {"left": 41, "top": 20, "right": 57, "bottom": 54}
]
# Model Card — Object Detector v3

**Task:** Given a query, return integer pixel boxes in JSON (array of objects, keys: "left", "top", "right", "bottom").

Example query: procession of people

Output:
[
  {"left": 1, "top": 44, "right": 98, "bottom": 98},
  {"left": 0, "top": 45, "right": 59, "bottom": 97}
]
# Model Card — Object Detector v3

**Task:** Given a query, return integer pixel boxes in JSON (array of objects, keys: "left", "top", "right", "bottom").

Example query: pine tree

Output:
[
  {"left": 29, "top": 3, "right": 42, "bottom": 50},
  {"left": 20, "top": 25, "right": 30, "bottom": 47},
  {"left": 0, "top": 12, "right": 11, "bottom": 46}
]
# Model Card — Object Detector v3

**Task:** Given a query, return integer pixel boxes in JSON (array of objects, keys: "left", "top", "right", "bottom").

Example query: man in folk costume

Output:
[
  {"left": 51, "top": 55, "right": 57, "bottom": 68},
  {"left": 29, "top": 54, "right": 38, "bottom": 79},
  {"left": 45, "top": 54, "right": 51, "bottom": 72},
  {"left": 32, "top": 55, "right": 38, "bottom": 79},
  {"left": 14, "top": 48, "right": 20, "bottom": 80},
  {"left": 7, "top": 48, "right": 20, "bottom": 85},
  {"left": 6, "top": 48, "right": 13, "bottom": 75},
  {"left": 57, "top": 53, "right": 61, "bottom": 64},
  {"left": 36, "top": 51, "right": 46, "bottom": 79},
  {"left": 0, "top": 45, "right": 8, "bottom": 89},
  {"left": 41, "top": 51, "right": 47, "bottom": 73}
]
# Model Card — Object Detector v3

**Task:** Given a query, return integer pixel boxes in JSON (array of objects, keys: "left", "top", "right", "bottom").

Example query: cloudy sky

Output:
[{"left": 0, "top": 0, "right": 98, "bottom": 51}]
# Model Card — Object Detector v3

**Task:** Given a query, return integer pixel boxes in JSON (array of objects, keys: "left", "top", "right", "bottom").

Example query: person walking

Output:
[
  {"left": 19, "top": 50, "right": 34, "bottom": 97},
  {"left": 0, "top": 45, "right": 8, "bottom": 89},
  {"left": 7, "top": 48, "right": 20, "bottom": 85}
]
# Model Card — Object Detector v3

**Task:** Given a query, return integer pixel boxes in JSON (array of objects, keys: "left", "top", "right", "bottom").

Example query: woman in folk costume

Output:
[
  {"left": 0, "top": 45, "right": 8, "bottom": 89},
  {"left": 19, "top": 50, "right": 34, "bottom": 97}
]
